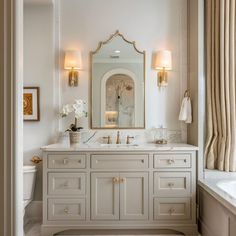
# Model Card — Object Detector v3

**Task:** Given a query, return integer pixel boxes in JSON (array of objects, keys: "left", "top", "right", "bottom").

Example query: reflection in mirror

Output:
[{"left": 91, "top": 31, "right": 145, "bottom": 129}]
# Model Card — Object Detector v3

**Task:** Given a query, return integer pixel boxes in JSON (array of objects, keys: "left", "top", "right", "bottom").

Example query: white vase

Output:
[{"left": 69, "top": 131, "right": 80, "bottom": 144}]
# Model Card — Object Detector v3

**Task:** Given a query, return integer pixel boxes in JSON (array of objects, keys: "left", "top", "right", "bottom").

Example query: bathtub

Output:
[
  {"left": 217, "top": 180, "right": 236, "bottom": 200},
  {"left": 198, "top": 176, "right": 236, "bottom": 236},
  {"left": 198, "top": 177, "right": 236, "bottom": 216}
]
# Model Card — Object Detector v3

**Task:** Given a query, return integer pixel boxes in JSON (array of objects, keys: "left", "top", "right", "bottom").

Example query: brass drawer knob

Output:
[
  {"left": 168, "top": 159, "right": 175, "bottom": 164},
  {"left": 64, "top": 207, "right": 69, "bottom": 214},
  {"left": 169, "top": 208, "right": 175, "bottom": 214}
]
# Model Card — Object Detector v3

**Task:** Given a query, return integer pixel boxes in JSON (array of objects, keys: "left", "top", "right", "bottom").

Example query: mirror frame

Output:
[{"left": 90, "top": 30, "right": 146, "bottom": 129}]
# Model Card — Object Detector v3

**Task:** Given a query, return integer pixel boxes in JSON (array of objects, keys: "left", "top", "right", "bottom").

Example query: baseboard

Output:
[{"left": 24, "top": 200, "right": 42, "bottom": 225}]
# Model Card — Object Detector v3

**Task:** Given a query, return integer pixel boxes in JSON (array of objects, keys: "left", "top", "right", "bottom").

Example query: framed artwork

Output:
[{"left": 23, "top": 87, "right": 40, "bottom": 121}]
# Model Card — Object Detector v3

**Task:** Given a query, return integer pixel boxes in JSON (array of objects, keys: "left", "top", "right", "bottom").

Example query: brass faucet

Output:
[
  {"left": 116, "top": 131, "right": 121, "bottom": 144},
  {"left": 103, "top": 135, "right": 112, "bottom": 144},
  {"left": 126, "top": 135, "right": 134, "bottom": 144}
]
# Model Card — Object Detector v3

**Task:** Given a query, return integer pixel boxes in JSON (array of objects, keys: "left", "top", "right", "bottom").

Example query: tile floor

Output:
[{"left": 25, "top": 221, "right": 199, "bottom": 236}]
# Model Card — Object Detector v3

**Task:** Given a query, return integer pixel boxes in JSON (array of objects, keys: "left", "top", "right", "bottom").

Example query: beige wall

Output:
[
  {"left": 60, "top": 0, "right": 188, "bottom": 133},
  {"left": 23, "top": 4, "right": 55, "bottom": 200}
]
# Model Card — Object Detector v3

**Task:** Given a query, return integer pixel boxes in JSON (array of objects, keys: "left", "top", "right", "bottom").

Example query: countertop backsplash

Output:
[{"left": 57, "top": 128, "right": 184, "bottom": 146}]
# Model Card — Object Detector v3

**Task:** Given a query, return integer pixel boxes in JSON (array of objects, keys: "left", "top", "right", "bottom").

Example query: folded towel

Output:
[{"left": 179, "top": 97, "right": 192, "bottom": 123}]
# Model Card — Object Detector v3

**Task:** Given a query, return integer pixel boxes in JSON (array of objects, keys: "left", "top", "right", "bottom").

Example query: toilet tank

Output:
[{"left": 23, "top": 165, "right": 37, "bottom": 200}]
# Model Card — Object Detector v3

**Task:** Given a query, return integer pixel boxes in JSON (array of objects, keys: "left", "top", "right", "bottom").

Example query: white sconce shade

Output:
[
  {"left": 64, "top": 51, "right": 82, "bottom": 70},
  {"left": 154, "top": 50, "right": 172, "bottom": 87},
  {"left": 154, "top": 50, "right": 172, "bottom": 70}
]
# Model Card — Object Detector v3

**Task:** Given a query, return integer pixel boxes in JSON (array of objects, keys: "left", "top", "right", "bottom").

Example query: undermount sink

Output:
[{"left": 100, "top": 143, "right": 139, "bottom": 148}]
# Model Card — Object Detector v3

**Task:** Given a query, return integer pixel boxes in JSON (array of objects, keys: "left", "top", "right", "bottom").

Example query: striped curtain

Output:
[{"left": 205, "top": 0, "right": 236, "bottom": 171}]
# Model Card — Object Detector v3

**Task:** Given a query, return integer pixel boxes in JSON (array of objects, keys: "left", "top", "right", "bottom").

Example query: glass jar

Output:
[{"left": 155, "top": 126, "right": 168, "bottom": 144}]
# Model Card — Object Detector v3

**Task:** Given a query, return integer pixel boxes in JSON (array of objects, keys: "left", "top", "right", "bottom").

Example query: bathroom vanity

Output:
[{"left": 41, "top": 143, "right": 198, "bottom": 236}]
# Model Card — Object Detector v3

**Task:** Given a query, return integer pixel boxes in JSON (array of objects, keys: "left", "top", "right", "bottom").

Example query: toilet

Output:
[{"left": 23, "top": 165, "right": 37, "bottom": 210}]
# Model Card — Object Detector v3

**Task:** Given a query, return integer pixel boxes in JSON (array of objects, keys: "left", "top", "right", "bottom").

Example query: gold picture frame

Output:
[{"left": 23, "top": 87, "right": 40, "bottom": 121}]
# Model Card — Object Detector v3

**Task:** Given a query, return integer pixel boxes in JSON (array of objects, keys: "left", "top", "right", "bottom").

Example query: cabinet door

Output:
[
  {"left": 91, "top": 172, "right": 119, "bottom": 220},
  {"left": 120, "top": 172, "right": 148, "bottom": 220}
]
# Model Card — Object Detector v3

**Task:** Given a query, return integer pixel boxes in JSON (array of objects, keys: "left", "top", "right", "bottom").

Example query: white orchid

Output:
[
  {"left": 60, "top": 104, "right": 73, "bottom": 117},
  {"left": 60, "top": 99, "right": 87, "bottom": 131},
  {"left": 75, "top": 99, "right": 84, "bottom": 105}
]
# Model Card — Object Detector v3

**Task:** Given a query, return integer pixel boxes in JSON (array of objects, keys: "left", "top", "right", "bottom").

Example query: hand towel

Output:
[
  {"left": 185, "top": 98, "right": 192, "bottom": 123},
  {"left": 179, "top": 97, "right": 192, "bottom": 123}
]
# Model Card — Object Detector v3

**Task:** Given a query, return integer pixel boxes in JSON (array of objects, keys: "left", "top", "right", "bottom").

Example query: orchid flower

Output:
[{"left": 60, "top": 99, "right": 87, "bottom": 131}]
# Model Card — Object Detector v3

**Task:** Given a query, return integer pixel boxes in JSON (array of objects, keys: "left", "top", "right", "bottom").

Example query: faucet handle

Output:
[
  {"left": 116, "top": 131, "right": 121, "bottom": 144},
  {"left": 126, "top": 135, "right": 134, "bottom": 144},
  {"left": 103, "top": 136, "right": 112, "bottom": 144}
]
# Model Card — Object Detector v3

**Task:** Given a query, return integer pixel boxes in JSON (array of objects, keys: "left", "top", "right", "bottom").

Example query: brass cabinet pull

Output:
[
  {"left": 120, "top": 177, "right": 125, "bottom": 183},
  {"left": 78, "top": 159, "right": 81, "bottom": 163},
  {"left": 112, "top": 177, "right": 119, "bottom": 183}
]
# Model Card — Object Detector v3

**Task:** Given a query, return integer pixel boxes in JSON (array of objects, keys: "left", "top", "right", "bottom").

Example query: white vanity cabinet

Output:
[{"left": 41, "top": 145, "right": 198, "bottom": 236}]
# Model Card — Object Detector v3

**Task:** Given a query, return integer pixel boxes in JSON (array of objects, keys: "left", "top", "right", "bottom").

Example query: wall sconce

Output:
[
  {"left": 154, "top": 50, "right": 172, "bottom": 87},
  {"left": 64, "top": 50, "right": 82, "bottom": 87}
]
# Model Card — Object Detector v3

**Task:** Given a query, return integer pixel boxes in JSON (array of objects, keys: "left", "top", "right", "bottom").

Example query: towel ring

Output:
[{"left": 184, "top": 90, "right": 190, "bottom": 98}]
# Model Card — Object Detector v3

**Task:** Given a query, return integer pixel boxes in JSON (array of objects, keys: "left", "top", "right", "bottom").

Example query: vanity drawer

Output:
[
  {"left": 154, "top": 197, "right": 191, "bottom": 220},
  {"left": 47, "top": 154, "right": 86, "bottom": 169},
  {"left": 154, "top": 172, "right": 191, "bottom": 196},
  {"left": 91, "top": 154, "right": 148, "bottom": 169},
  {"left": 48, "top": 173, "right": 86, "bottom": 195},
  {"left": 48, "top": 198, "right": 85, "bottom": 221},
  {"left": 153, "top": 153, "right": 191, "bottom": 169}
]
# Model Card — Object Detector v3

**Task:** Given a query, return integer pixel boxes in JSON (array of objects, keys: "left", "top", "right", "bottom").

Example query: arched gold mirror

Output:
[{"left": 90, "top": 31, "right": 145, "bottom": 129}]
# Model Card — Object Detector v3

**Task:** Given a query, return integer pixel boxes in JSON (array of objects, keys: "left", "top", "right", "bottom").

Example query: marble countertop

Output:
[
  {"left": 41, "top": 142, "right": 198, "bottom": 152},
  {"left": 198, "top": 178, "right": 236, "bottom": 216}
]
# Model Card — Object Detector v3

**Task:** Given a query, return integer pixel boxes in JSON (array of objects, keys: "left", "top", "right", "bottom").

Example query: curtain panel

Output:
[{"left": 205, "top": 0, "right": 236, "bottom": 171}]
